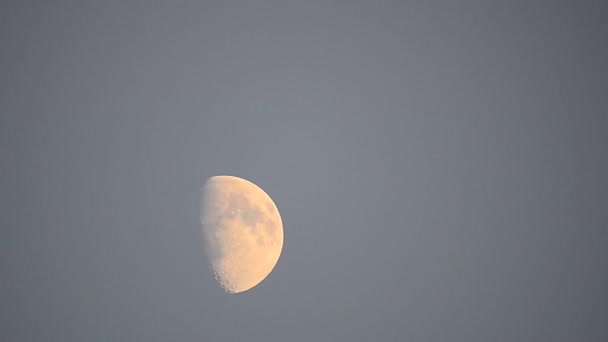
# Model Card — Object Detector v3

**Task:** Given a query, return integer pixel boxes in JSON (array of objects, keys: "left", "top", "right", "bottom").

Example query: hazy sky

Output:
[{"left": 2, "top": 1, "right": 607, "bottom": 341}]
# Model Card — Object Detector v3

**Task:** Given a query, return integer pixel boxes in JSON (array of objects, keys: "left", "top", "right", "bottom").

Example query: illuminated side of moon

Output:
[{"left": 200, "top": 175, "right": 284, "bottom": 294}]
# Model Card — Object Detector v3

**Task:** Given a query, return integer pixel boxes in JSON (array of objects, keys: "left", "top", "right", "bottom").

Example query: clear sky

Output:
[{"left": 2, "top": 1, "right": 607, "bottom": 341}]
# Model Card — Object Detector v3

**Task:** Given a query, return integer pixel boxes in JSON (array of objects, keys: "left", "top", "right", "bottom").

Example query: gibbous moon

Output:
[{"left": 200, "top": 175, "right": 284, "bottom": 294}]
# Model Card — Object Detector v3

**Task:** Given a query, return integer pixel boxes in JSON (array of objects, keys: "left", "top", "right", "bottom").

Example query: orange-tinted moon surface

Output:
[{"left": 200, "top": 175, "right": 284, "bottom": 294}]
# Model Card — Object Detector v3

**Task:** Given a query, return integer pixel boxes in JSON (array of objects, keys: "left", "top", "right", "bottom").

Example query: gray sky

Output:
[{"left": 2, "top": 1, "right": 607, "bottom": 341}]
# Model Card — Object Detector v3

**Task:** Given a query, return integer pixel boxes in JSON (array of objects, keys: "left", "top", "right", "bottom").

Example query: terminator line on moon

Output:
[{"left": 200, "top": 175, "right": 284, "bottom": 294}]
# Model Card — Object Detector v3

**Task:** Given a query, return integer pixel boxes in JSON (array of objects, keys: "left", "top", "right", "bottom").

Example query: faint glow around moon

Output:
[{"left": 200, "top": 175, "right": 284, "bottom": 294}]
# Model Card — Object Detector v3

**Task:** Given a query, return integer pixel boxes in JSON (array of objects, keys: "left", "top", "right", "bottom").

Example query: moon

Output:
[{"left": 200, "top": 175, "right": 284, "bottom": 294}]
